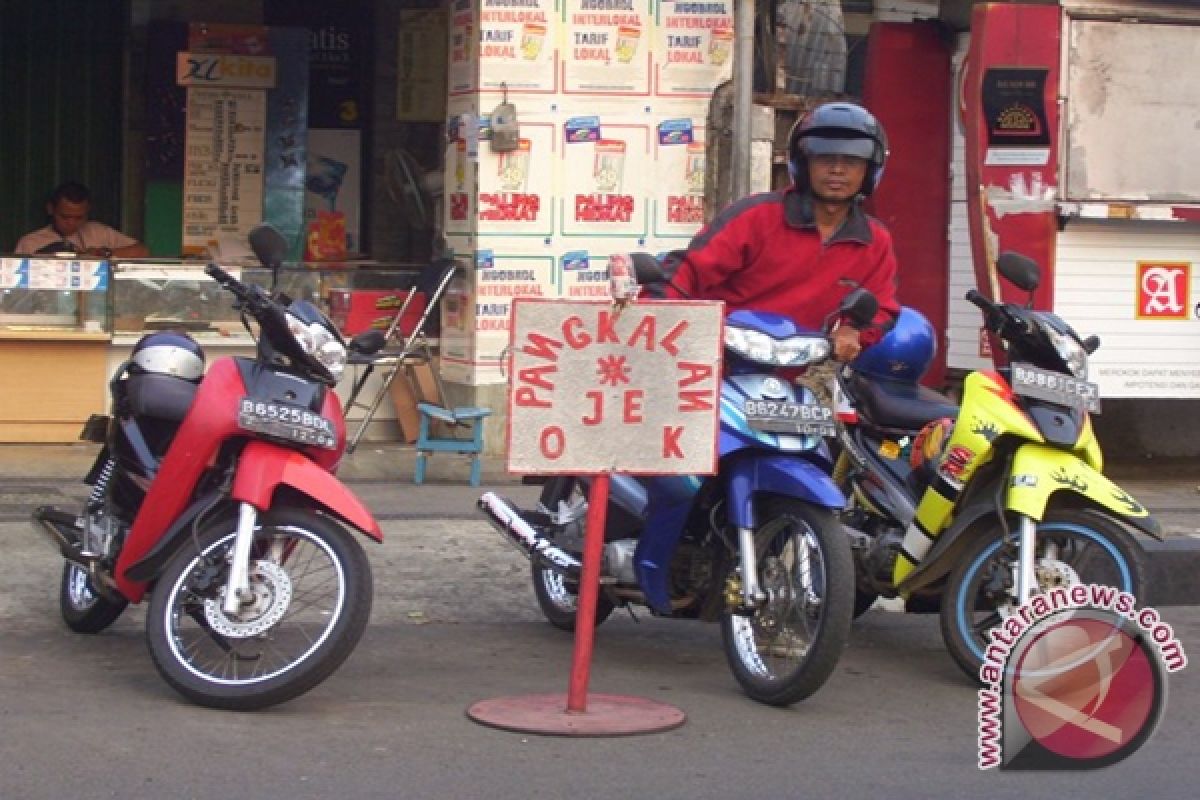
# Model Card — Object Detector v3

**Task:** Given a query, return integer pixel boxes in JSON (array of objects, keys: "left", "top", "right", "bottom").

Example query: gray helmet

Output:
[
  {"left": 787, "top": 102, "right": 889, "bottom": 196},
  {"left": 130, "top": 331, "right": 205, "bottom": 381}
]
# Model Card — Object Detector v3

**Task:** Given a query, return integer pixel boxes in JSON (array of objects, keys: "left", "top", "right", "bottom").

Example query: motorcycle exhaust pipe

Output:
[
  {"left": 31, "top": 506, "right": 91, "bottom": 565},
  {"left": 478, "top": 492, "right": 581, "bottom": 579}
]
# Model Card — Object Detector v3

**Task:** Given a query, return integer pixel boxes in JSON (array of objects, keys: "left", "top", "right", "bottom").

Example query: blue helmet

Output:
[{"left": 851, "top": 307, "right": 936, "bottom": 382}]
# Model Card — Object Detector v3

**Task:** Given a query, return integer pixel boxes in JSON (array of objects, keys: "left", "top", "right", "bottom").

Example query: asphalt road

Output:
[{"left": 3, "top": 505, "right": 1200, "bottom": 800}]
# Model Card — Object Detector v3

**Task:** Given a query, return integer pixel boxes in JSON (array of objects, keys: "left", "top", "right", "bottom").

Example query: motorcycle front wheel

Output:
[
  {"left": 60, "top": 562, "right": 127, "bottom": 634},
  {"left": 940, "top": 507, "right": 1146, "bottom": 683},
  {"left": 720, "top": 497, "right": 854, "bottom": 707},
  {"left": 146, "top": 509, "right": 372, "bottom": 710}
]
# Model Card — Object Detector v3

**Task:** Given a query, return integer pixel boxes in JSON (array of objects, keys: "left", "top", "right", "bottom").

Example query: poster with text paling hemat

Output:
[{"left": 559, "top": 119, "right": 651, "bottom": 239}]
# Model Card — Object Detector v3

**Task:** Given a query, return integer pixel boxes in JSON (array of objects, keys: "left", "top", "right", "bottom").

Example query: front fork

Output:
[
  {"left": 737, "top": 526, "right": 767, "bottom": 609},
  {"left": 222, "top": 502, "right": 258, "bottom": 615},
  {"left": 1014, "top": 515, "right": 1038, "bottom": 606}
]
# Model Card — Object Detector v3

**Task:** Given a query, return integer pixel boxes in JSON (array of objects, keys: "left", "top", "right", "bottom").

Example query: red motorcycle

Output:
[{"left": 35, "top": 225, "right": 381, "bottom": 710}]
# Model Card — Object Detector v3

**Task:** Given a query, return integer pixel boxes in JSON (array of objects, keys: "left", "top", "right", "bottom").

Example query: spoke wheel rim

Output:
[
  {"left": 163, "top": 525, "right": 346, "bottom": 687},
  {"left": 956, "top": 522, "right": 1133, "bottom": 664},
  {"left": 731, "top": 522, "right": 826, "bottom": 680}
]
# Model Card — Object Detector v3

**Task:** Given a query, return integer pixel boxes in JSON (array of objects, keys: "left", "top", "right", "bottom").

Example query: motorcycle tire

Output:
[
  {"left": 532, "top": 561, "right": 615, "bottom": 632},
  {"left": 719, "top": 497, "right": 854, "bottom": 707},
  {"left": 940, "top": 507, "right": 1146, "bottom": 684},
  {"left": 60, "top": 562, "right": 127, "bottom": 634},
  {"left": 852, "top": 589, "right": 879, "bottom": 619},
  {"left": 146, "top": 508, "right": 372, "bottom": 711}
]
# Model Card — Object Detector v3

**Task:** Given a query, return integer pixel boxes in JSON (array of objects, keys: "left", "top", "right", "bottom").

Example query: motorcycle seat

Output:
[{"left": 845, "top": 370, "right": 958, "bottom": 432}]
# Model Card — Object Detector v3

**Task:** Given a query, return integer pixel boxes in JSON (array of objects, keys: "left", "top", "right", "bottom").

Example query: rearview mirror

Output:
[
  {"left": 248, "top": 224, "right": 290, "bottom": 271},
  {"left": 838, "top": 287, "right": 878, "bottom": 329},
  {"left": 996, "top": 252, "right": 1040, "bottom": 292},
  {"left": 629, "top": 252, "right": 665, "bottom": 285}
]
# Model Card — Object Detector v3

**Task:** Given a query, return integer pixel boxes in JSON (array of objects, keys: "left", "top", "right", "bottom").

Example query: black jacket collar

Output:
[{"left": 783, "top": 190, "right": 873, "bottom": 244}]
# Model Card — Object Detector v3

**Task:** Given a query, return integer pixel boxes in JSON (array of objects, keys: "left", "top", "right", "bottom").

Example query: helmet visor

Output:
[{"left": 801, "top": 136, "right": 876, "bottom": 160}]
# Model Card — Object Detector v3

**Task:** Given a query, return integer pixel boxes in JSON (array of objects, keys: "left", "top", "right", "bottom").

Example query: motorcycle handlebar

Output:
[{"left": 205, "top": 261, "right": 270, "bottom": 314}]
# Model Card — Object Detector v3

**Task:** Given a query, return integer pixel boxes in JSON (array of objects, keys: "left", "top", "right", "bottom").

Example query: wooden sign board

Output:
[{"left": 507, "top": 299, "right": 722, "bottom": 475}]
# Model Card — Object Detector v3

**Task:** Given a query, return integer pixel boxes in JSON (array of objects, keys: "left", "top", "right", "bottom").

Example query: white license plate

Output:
[
  {"left": 1011, "top": 363, "right": 1100, "bottom": 413},
  {"left": 238, "top": 398, "right": 337, "bottom": 449},
  {"left": 744, "top": 399, "right": 836, "bottom": 436}
]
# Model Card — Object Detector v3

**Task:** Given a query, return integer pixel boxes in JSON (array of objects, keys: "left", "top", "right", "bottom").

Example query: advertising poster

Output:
[
  {"left": 304, "top": 128, "right": 362, "bottom": 254},
  {"left": 475, "top": 253, "right": 559, "bottom": 335},
  {"left": 397, "top": 10, "right": 449, "bottom": 121},
  {"left": 563, "top": 0, "right": 652, "bottom": 96},
  {"left": 477, "top": 0, "right": 560, "bottom": 93},
  {"left": 444, "top": 105, "right": 480, "bottom": 238},
  {"left": 652, "top": 117, "right": 706, "bottom": 239},
  {"left": 476, "top": 119, "right": 557, "bottom": 238},
  {"left": 558, "top": 250, "right": 625, "bottom": 299},
  {"left": 449, "top": 0, "right": 479, "bottom": 95},
  {"left": 560, "top": 121, "right": 650, "bottom": 238},
  {"left": 654, "top": 0, "right": 734, "bottom": 97},
  {"left": 982, "top": 67, "right": 1051, "bottom": 166},
  {"left": 180, "top": 86, "right": 268, "bottom": 256}
]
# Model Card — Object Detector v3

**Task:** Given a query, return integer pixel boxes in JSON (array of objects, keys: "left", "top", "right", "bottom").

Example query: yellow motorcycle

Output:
[{"left": 832, "top": 252, "right": 1160, "bottom": 680}]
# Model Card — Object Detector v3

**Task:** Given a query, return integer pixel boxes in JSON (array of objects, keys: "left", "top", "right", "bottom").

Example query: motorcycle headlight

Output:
[
  {"left": 1043, "top": 323, "right": 1088, "bottom": 380},
  {"left": 725, "top": 327, "right": 831, "bottom": 367},
  {"left": 286, "top": 312, "right": 348, "bottom": 380}
]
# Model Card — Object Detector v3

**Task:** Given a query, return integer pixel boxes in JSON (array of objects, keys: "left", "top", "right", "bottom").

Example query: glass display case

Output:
[
  {"left": 109, "top": 261, "right": 424, "bottom": 340},
  {"left": 0, "top": 256, "right": 110, "bottom": 333}
]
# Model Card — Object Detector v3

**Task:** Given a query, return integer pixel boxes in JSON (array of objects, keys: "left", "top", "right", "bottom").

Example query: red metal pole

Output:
[{"left": 566, "top": 472, "right": 610, "bottom": 713}]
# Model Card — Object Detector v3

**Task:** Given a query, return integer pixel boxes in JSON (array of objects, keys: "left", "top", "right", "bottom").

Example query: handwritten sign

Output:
[{"left": 508, "top": 299, "right": 722, "bottom": 474}]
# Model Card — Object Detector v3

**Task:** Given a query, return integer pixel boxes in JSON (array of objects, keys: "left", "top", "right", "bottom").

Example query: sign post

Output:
[{"left": 467, "top": 298, "right": 723, "bottom": 735}]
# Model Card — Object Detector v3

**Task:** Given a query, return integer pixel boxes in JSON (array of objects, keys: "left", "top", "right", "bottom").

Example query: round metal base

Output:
[{"left": 466, "top": 693, "right": 686, "bottom": 737}]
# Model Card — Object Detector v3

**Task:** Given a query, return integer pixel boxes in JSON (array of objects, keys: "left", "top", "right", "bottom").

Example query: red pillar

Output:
[{"left": 862, "top": 21, "right": 953, "bottom": 387}]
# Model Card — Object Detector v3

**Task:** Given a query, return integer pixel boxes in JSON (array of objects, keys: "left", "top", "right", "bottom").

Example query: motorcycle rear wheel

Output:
[
  {"left": 532, "top": 561, "right": 615, "bottom": 631},
  {"left": 146, "top": 509, "right": 372, "bottom": 710},
  {"left": 60, "top": 562, "right": 127, "bottom": 634},
  {"left": 940, "top": 507, "right": 1146, "bottom": 683},
  {"left": 720, "top": 497, "right": 854, "bottom": 706}
]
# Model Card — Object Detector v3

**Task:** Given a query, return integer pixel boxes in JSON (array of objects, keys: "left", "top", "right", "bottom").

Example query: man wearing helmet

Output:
[{"left": 641, "top": 101, "right": 899, "bottom": 361}]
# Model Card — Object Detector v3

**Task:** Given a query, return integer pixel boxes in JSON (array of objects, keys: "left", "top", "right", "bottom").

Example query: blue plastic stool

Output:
[{"left": 414, "top": 403, "right": 493, "bottom": 487}]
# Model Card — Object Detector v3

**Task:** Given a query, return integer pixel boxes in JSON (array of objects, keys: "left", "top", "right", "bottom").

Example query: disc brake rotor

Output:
[
  {"left": 1036, "top": 557, "right": 1082, "bottom": 590},
  {"left": 203, "top": 560, "right": 293, "bottom": 638}
]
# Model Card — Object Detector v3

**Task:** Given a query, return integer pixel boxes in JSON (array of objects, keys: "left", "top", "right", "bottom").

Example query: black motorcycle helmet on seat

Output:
[
  {"left": 787, "top": 102, "right": 889, "bottom": 196},
  {"left": 126, "top": 331, "right": 205, "bottom": 423},
  {"left": 130, "top": 331, "right": 205, "bottom": 381}
]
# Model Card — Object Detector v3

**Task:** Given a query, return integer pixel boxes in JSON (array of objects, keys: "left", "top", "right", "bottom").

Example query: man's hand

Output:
[
  {"left": 608, "top": 252, "right": 639, "bottom": 314},
  {"left": 832, "top": 325, "right": 863, "bottom": 362}
]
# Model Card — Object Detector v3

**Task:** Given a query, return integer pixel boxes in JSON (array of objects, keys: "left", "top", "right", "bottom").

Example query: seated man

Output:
[{"left": 14, "top": 181, "right": 149, "bottom": 258}]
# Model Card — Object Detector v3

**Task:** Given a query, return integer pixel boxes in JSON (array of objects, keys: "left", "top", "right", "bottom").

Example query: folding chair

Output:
[{"left": 341, "top": 259, "right": 460, "bottom": 454}]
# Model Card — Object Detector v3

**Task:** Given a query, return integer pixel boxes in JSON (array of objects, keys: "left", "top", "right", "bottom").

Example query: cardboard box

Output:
[
  {"left": 329, "top": 289, "right": 427, "bottom": 336},
  {"left": 386, "top": 357, "right": 443, "bottom": 442}
]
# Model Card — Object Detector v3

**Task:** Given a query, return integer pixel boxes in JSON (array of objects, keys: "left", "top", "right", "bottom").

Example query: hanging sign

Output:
[{"left": 507, "top": 299, "right": 723, "bottom": 474}]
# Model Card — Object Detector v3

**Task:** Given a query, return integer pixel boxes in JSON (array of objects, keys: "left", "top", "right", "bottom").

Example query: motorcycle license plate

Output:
[
  {"left": 238, "top": 398, "right": 338, "bottom": 449},
  {"left": 1011, "top": 363, "right": 1101, "bottom": 413},
  {"left": 744, "top": 399, "right": 836, "bottom": 436}
]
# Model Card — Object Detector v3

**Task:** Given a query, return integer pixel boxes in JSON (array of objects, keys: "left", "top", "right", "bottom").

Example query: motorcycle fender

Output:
[
  {"left": 898, "top": 448, "right": 1162, "bottom": 595},
  {"left": 1007, "top": 444, "right": 1161, "bottom": 539},
  {"left": 895, "top": 494, "right": 999, "bottom": 595},
  {"left": 634, "top": 495, "right": 694, "bottom": 615},
  {"left": 124, "top": 491, "right": 232, "bottom": 583},
  {"left": 726, "top": 452, "right": 845, "bottom": 529},
  {"left": 232, "top": 441, "right": 383, "bottom": 542}
]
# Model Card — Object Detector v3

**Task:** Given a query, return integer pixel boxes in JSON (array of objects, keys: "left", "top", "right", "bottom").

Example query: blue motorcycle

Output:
[{"left": 479, "top": 268, "right": 875, "bottom": 706}]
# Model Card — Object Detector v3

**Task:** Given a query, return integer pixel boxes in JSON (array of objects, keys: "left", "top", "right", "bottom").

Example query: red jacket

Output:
[{"left": 656, "top": 188, "right": 900, "bottom": 343}]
